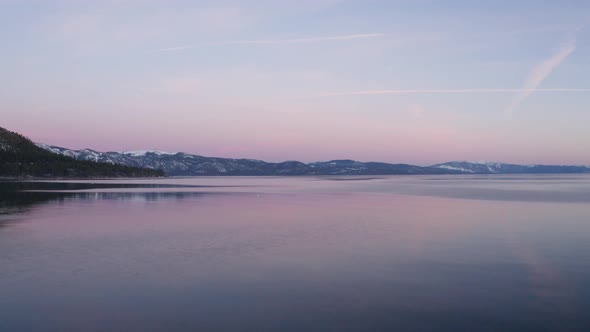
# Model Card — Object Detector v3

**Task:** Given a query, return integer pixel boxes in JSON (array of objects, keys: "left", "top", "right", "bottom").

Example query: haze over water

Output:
[{"left": 2, "top": 175, "right": 590, "bottom": 331}]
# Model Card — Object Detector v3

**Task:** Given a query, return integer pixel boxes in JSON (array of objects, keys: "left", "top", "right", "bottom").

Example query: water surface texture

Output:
[{"left": 1, "top": 175, "right": 590, "bottom": 331}]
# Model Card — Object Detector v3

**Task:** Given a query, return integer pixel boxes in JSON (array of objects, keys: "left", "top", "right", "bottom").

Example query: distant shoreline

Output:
[{"left": 3, "top": 173, "right": 590, "bottom": 182}]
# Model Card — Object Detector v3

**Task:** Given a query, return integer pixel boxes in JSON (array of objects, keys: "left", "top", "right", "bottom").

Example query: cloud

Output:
[
  {"left": 157, "top": 46, "right": 196, "bottom": 52},
  {"left": 222, "top": 33, "right": 385, "bottom": 45},
  {"left": 46, "top": 5, "right": 254, "bottom": 54},
  {"left": 158, "top": 33, "right": 385, "bottom": 51},
  {"left": 504, "top": 40, "right": 576, "bottom": 114},
  {"left": 311, "top": 88, "right": 590, "bottom": 98}
]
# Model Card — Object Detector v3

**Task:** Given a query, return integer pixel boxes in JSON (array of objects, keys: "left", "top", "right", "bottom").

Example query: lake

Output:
[{"left": 1, "top": 175, "right": 590, "bottom": 331}]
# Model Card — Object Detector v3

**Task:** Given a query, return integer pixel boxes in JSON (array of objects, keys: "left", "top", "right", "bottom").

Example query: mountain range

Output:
[
  {"left": 0, "top": 126, "right": 163, "bottom": 178},
  {"left": 36, "top": 143, "right": 590, "bottom": 176},
  {"left": 3, "top": 125, "right": 589, "bottom": 177}
]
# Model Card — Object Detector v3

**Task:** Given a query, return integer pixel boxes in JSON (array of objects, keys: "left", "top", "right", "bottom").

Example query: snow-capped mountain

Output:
[
  {"left": 36, "top": 144, "right": 175, "bottom": 164},
  {"left": 0, "top": 126, "right": 162, "bottom": 178},
  {"left": 36, "top": 144, "right": 590, "bottom": 176},
  {"left": 36, "top": 144, "right": 457, "bottom": 176},
  {"left": 307, "top": 160, "right": 450, "bottom": 175},
  {"left": 432, "top": 161, "right": 590, "bottom": 174}
]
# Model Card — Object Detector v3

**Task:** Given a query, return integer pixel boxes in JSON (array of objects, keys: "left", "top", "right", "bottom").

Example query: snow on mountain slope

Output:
[
  {"left": 436, "top": 164, "right": 476, "bottom": 173},
  {"left": 119, "top": 150, "right": 175, "bottom": 157},
  {"left": 433, "top": 161, "right": 590, "bottom": 174},
  {"left": 36, "top": 144, "right": 454, "bottom": 176},
  {"left": 36, "top": 144, "right": 590, "bottom": 176}
]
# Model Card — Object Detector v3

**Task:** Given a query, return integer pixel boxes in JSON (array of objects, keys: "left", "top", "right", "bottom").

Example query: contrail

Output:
[
  {"left": 221, "top": 33, "right": 385, "bottom": 45},
  {"left": 311, "top": 88, "right": 590, "bottom": 98},
  {"left": 158, "top": 33, "right": 385, "bottom": 51},
  {"left": 504, "top": 40, "right": 576, "bottom": 114}
]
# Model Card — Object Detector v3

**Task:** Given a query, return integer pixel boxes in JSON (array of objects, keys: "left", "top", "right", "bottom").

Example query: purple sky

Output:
[{"left": 2, "top": 0, "right": 590, "bottom": 165}]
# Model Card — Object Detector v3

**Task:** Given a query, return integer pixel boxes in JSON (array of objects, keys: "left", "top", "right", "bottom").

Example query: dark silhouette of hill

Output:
[{"left": 0, "top": 126, "right": 163, "bottom": 178}]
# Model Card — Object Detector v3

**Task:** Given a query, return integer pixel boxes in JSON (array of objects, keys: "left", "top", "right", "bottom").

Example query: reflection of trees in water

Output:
[
  {"left": 67, "top": 191, "right": 215, "bottom": 202},
  {"left": 1, "top": 180, "right": 240, "bottom": 214},
  {"left": 1, "top": 182, "right": 230, "bottom": 225},
  {"left": 1, "top": 192, "right": 72, "bottom": 216},
  {"left": 1, "top": 181, "right": 223, "bottom": 191}
]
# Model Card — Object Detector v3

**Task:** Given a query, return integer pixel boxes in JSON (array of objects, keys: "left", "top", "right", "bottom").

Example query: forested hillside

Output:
[{"left": 0, "top": 126, "right": 163, "bottom": 178}]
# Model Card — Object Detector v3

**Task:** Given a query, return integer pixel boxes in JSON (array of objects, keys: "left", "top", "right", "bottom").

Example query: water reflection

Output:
[
  {"left": 0, "top": 181, "right": 234, "bottom": 226},
  {"left": 1, "top": 180, "right": 243, "bottom": 191},
  {"left": 1, "top": 177, "right": 590, "bottom": 331}
]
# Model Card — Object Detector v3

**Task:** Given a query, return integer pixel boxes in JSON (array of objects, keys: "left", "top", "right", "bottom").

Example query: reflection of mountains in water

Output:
[
  {"left": 1, "top": 181, "right": 239, "bottom": 191},
  {"left": 0, "top": 181, "right": 237, "bottom": 221}
]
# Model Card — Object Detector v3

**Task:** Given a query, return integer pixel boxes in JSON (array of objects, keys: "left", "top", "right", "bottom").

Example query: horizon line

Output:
[{"left": 34, "top": 143, "right": 590, "bottom": 168}]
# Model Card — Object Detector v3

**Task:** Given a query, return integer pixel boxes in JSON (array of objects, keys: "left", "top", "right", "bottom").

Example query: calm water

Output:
[{"left": 1, "top": 175, "right": 590, "bottom": 331}]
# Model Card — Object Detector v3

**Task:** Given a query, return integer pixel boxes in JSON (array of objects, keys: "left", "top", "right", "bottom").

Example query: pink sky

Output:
[{"left": 2, "top": 1, "right": 590, "bottom": 165}]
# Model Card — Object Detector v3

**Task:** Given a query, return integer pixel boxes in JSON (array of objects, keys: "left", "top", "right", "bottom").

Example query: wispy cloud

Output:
[
  {"left": 222, "top": 33, "right": 385, "bottom": 45},
  {"left": 158, "top": 33, "right": 385, "bottom": 51},
  {"left": 311, "top": 88, "right": 590, "bottom": 98},
  {"left": 504, "top": 40, "right": 576, "bottom": 114},
  {"left": 157, "top": 46, "right": 197, "bottom": 52}
]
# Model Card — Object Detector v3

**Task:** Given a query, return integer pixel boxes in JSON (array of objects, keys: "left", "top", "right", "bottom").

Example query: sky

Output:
[{"left": 2, "top": 0, "right": 590, "bottom": 165}]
